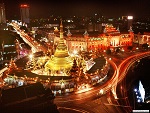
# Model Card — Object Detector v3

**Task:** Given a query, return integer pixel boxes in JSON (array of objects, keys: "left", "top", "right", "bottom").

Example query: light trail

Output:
[
  {"left": 111, "top": 51, "right": 150, "bottom": 112},
  {"left": 76, "top": 87, "right": 93, "bottom": 94},
  {"left": 0, "top": 67, "right": 8, "bottom": 77},
  {"left": 55, "top": 59, "right": 118, "bottom": 104},
  {"left": 58, "top": 107, "right": 90, "bottom": 113},
  {"left": 9, "top": 22, "right": 47, "bottom": 53},
  {"left": 117, "top": 51, "right": 150, "bottom": 84}
]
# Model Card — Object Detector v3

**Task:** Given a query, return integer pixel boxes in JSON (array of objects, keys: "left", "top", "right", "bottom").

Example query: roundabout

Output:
[{"left": 0, "top": 22, "right": 110, "bottom": 96}]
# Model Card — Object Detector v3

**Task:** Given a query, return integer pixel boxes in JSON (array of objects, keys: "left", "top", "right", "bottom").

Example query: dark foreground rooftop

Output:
[{"left": 0, "top": 82, "right": 60, "bottom": 113}]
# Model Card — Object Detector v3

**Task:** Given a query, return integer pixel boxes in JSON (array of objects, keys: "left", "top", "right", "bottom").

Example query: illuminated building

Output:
[
  {"left": 87, "top": 22, "right": 102, "bottom": 32},
  {"left": 20, "top": 4, "right": 30, "bottom": 25},
  {"left": 66, "top": 24, "right": 134, "bottom": 53},
  {"left": 45, "top": 20, "right": 73, "bottom": 76},
  {"left": 2, "top": 44, "right": 17, "bottom": 60},
  {"left": 134, "top": 32, "right": 150, "bottom": 45},
  {"left": 0, "top": 3, "right": 6, "bottom": 23},
  {"left": 0, "top": 3, "right": 6, "bottom": 30}
]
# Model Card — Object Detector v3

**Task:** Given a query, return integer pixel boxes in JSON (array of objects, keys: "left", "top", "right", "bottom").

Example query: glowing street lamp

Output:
[
  {"left": 29, "top": 54, "right": 33, "bottom": 60},
  {"left": 99, "top": 89, "right": 104, "bottom": 94},
  {"left": 73, "top": 50, "right": 78, "bottom": 55},
  {"left": 134, "top": 89, "right": 137, "bottom": 92}
]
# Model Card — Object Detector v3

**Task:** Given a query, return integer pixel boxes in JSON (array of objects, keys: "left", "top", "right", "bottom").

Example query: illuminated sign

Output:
[
  {"left": 20, "top": 4, "right": 29, "bottom": 8},
  {"left": 127, "top": 16, "right": 133, "bottom": 20}
]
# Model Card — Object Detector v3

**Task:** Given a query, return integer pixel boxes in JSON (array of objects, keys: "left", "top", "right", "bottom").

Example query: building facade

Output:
[
  {"left": 66, "top": 24, "right": 134, "bottom": 53},
  {"left": 20, "top": 4, "right": 30, "bottom": 25},
  {"left": 0, "top": 3, "right": 6, "bottom": 23}
]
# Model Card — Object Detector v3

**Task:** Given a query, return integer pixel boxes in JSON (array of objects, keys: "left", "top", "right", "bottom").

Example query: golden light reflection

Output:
[{"left": 76, "top": 84, "right": 93, "bottom": 94}]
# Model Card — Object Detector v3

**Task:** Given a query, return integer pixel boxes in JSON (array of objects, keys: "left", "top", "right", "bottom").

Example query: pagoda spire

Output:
[
  {"left": 117, "top": 26, "right": 120, "bottom": 32},
  {"left": 83, "top": 30, "right": 89, "bottom": 38},
  {"left": 67, "top": 28, "right": 72, "bottom": 37},
  {"left": 60, "top": 18, "right": 63, "bottom": 33},
  {"left": 83, "top": 30, "right": 89, "bottom": 36},
  {"left": 45, "top": 20, "right": 73, "bottom": 75},
  {"left": 103, "top": 27, "right": 107, "bottom": 33},
  {"left": 54, "top": 19, "right": 69, "bottom": 57},
  {"left": 128, "top": 26, "right": 133, "bottom": 32}
]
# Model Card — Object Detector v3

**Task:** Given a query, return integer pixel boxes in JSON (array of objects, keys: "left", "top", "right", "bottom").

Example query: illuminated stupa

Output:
[{"left": 45, "top": 20, "right": 73, "bottom": 76}]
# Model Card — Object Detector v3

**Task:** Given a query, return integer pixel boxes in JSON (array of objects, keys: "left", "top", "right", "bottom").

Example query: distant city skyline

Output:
[{"left": 2, "top": 0, "right": 150, "bottom": 20}]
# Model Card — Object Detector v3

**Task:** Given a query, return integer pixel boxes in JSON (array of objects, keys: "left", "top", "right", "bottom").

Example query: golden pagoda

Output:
[{"left": 45, "top": 20, "right": 73, "bottom": 76}]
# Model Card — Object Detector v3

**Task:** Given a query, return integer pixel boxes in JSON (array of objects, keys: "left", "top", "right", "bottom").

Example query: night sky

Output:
[{"left": 2, "top": 0, "right": 150, "bottom": 19}]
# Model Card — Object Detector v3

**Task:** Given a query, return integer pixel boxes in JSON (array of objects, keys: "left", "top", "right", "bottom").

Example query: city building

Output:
[
  {"left": 134, "top": 32, "right": 150, "bottom": 45},
  {"left": 0, "top": 30, "right": 17, "bottom": 67},
  {"left": 2, "top": 44, "right": 17, "bottom": 60},
  {"left": 20, "top": 4, "right": 30, "bottom": 26},
  {"left": 0, "top": 3, "right": 7, "bottom": 30},
  {"left": 0, "top": 3, "right": 6, "bottom": 23},
  {"left": 66, "top": 24, "right": 134, "bottom": 54}
]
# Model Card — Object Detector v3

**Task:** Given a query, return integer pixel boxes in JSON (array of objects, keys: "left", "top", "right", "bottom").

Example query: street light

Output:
[
  {"left": 73, "top": 50, "right": 78, "bottom": 56},
  {"left": 29, "top": 54, "right": 33, "bottom": 60},
  {"left": 99, "top": 89, "right": 104, "bottom": 94}
]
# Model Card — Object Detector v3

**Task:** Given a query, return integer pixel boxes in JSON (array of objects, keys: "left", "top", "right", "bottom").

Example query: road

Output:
[
  {"left": 55, "top": 50, "right": 150, "bottom": 113},
  {"left": 9, "top": 22, "right": 47, "bottom": 53},
  {"left": 54, "top": 59, "right": 122, "bottom": 113}
]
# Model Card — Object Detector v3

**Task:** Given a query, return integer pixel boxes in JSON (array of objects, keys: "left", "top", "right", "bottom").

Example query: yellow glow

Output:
[
  {"left": 76, "top": 84, "right": 93, "bottom": 94},
  {"left": 99, "top": 89, "right": 104, "bottom": 94},
  {"left": 76, "top": 87, "right": 93, "bottom": 94},
  {"left": 29, "top": 54, "right": 33, "bottom": 59},
  {"left": 73, "top": 50, "right": 78, "bottom": 55}
]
